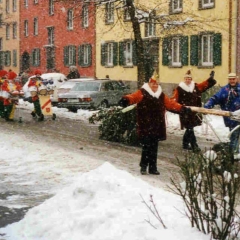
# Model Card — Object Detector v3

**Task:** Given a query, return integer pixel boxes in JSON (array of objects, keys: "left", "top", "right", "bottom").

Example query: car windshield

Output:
[
  {"left": 60, "top": 82, "right": 77, "bottom": 88},
  {"left": 72, "top": 82, "right": 100, "bottom": 92}
]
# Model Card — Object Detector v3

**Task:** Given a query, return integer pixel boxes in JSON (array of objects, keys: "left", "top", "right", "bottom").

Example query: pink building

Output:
[{"left": 20, "top": 0, "right": 96, "bottom": 77}]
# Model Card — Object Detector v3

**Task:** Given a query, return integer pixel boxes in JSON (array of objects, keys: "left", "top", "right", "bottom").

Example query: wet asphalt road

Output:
[{"left": 0, "top": 107, "right": 218, "bottom": 237}]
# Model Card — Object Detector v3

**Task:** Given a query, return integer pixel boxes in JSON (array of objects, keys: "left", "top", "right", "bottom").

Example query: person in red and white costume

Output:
[{"left": 119, "top": 72, "right": 192, "bottom": 175}]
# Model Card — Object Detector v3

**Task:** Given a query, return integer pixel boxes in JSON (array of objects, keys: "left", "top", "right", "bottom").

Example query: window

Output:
[
  {"left": 32, "top": 48, "right": 40, "bottom": 66},
  {"left": 24, "top": 20, "right": 28, "bottom": 37},
  {"left": 119, "top": 41, "right": 136, "bottom": 66},
  {"left": 123, "top": 0, "right": 130, "bottom": 21},
  {"left": 5, "top": 51, "right": 11, "bottom": 66},
  {"left": 78, "top": 44, "right": 92, "bottom": 67},
  {"left": 170, "top": 0, "right": 183, "bottom": 13},
  {"left": 6, "top": 24, "right": 10, "bottom": 40},
  {"left": 33, "top": 18, "right": 38, "bottom": 36},
  {"left": 13, "top": 50, "right": 17, "bottom": 67},
  {"left": 162, "top": 36, "right": 188, "bottom": 67},
  {"left": 47, "top": 27, "right": 54, "bottom": 45},
  {"left": 105, "top": 2, "right": 114, "bottom": 24},
  {"left": 101, "top": 42, "right": 118, "bottom": 67},
  {"left": 171, "top": 37, "right": 181, "bottom": 66},
  {"left": 13, "top": 22, "right": 17, "bottom": 39},
  {"left": 145, "top": 17, "right": 156, "bottom": 37},
  {"left": 0, "top": 14, "right": 2, "bottom": 28},
  {"left": 0, "top": 38, "right": 3, "bottom": 50},
  {"left": 82, "top": 5, "right": 89, "bottom": 28},
  {"left": 201, "top": 34, "right": 213, "bottom": 66},
  {"left": 6, "top": 0, "right": 10, "bottom": 13},
  {"left": 49, "top": 0, "right": 54, "bottom": 15},
  {"left": 199, "top": 0, "right": 214, "bottom": 9},
  {"left": 190, "top": 33, "right": 222, "bottom": 67},
  {"left": 64, "top": 45, "right": 76, "bottom": 66},
  {"left": 67, "top": 9, "right": 73, "bottom": 29},
  {"left": 13, "top": 0, "right": 17, "bottom": 11},
  {"left": 24, "top": 0, "right": 28, "bottom": 7}
]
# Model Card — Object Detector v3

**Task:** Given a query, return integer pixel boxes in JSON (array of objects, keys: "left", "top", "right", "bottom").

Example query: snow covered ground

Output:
[{"left": 0, "top": 100, "right": 233, "bottom": 240}]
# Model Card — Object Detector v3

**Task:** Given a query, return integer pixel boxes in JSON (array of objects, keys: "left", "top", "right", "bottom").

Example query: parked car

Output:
[
  {"left": 57, "top": 79, "right": 131, "bottom": 111},
  {"left": 57, "top": 77, "right": 96, "bottom": 96},
  {"left": 23, "top": 73, "right": 67, "bottom": 106}
]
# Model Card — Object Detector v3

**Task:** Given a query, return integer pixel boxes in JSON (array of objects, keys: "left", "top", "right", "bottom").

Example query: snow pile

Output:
[{"left": 1, "top": 163, "right": 209, "bottom": 240}]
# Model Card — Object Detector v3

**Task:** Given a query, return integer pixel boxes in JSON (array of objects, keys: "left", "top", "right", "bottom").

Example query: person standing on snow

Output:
[
  {"left": 171, "top": 70, "right": 217, "bottom": 152},
  {"left": 119, "top": 72, "right": 192, "bottom": 175},
  {"left": 1, "top": 73, "right": 23, "bottom": 121},
  {"left": 204, "top": 73, "right": 240, "bottom": 157},
  {"left": 28, "top": 70, "right": 44, "bottom": 121}
]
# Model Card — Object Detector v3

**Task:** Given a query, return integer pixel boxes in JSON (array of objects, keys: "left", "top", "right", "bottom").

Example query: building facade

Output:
[
  {"left": 0, "top": 0, "right": 20, "bottom": 74},
  {"left": 19, "top": 0, "right": 96, "bottom": 77}
]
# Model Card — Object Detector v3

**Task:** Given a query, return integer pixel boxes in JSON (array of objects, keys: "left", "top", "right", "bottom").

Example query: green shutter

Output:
[
  {"left": 119, "top": 42, "right": 124, "bottom": 66},
  {"left": 73, "top": 45, "right": 76, "bottom": 65},
  {"left": 132, "top": 41, "right": 137, "bottom": 66},
  {"left": 38, "top": 48, "right": 41, "bottom": 66},
  {"left": 0, "top": 51, "right": 5, "bottom": 66},
  {"left": 63, "top": 46, "right": 68, "bottom": 66},
  {"left": 169, "top": 0, "right": 173, "bottom": 14},
  {"left": 190, "top": 35, "right": 199, "bottom": 66},
  {"left": 88, "top": 44, "right": 92, "bottom": 67},
  {"left": 145, "top": 21, "right": 149, "bottom": 37},
  {"left": 78, "top": 46, "right": 81, "bottom": 66},
  {"left": 213, "top": 33, "right": 222, "bottom": 66},
  {"left": 31, "top": 50, "right": 34, "bottom": 66},
  {"left": 181, "top": 36, "right": 188, "bottom": 66},
  {"left": 162, "top": 37, "right": 170, "bottom": 66},
  {"left": 101, "top": 43, "right": 106, "bottom": 66},
  {"left": 113, "top": 42, "right": 118, "bottom": 66}
]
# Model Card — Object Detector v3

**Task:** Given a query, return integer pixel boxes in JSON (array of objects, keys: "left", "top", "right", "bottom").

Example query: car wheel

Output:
[{"left": 99, "top": 100, "right": 109, "bottom": 109}]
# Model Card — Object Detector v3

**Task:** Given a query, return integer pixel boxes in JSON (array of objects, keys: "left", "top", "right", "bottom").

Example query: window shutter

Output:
[
  {"left": 31, "top": 50, "right": 34, "bottom": 66},
  {"left": 73, "top": 45, "right": 76, "bottom": 65},
  {"left": 213, "top": 33, "right": 222, "bottom": 66},
  {"left": 78, "top": 45, "right": 83, "bottom": 66},
  {"left": 169, "top": 0, "right": 173, "bottom": 14},
  {"left": 181, "top": 36, "right": 188, "bottom": 66},
  {"left": 190, "top": 35, "right": 199, "bottom": 66},
  {"left": 198, "top": 0, "right": 202, "bottom": 9},
  {"left": 145, "top": 21, "right": 149, "bottom": 37},
  {"left": 119, "top": 42, "right": 124, "bottom": 66},
  {"left": 37, "top": 48, "right": 41, "bottom": 66},
  {"left": 5, "top": 51, "right": 11, "bottom": 66},
  {"left": 132, "top": 41, "right": 137, "bottom": 66},
  {"left": 63, "top": 46, "right": 68, "bottom": 66},
  {"left": 162, "top": 37, "right": 170, "bottom": 66},
  {"left": 101, "top": 43, "right": 106, "bottom": 66},
  {"left": 113, "top": 42, "right": 118, "bottom": 66},
  {"left": 0, "top": 51, "right": 5, "bottom": 66},
  {"left": 88, "top": 44, "right": 92, "bottom": 67}
]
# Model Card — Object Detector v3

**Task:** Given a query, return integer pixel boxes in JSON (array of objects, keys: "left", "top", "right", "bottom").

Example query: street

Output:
[{"left": 0, "top": 107, "right": 218, "bottom": 234}]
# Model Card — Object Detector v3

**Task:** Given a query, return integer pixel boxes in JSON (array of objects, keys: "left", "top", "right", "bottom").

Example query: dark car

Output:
[{"left": 58, "top": 79, "right": 131, "bottom": 111}]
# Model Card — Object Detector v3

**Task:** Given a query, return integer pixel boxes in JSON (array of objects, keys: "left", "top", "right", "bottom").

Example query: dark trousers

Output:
[
  {"left": 229, "top": 126, "right": 240, "bottom": 153},
  {"left": 140, "top": 136, "right": 159, "bottom": 172},
  {"left": 183, "top": 128, "right": 197, "bottom": 148},
  {"left": 33, "top": 99, "right": 42, "bottom": 117}
]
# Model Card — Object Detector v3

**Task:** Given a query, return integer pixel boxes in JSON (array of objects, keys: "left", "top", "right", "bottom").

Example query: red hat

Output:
[
  {"left": 7, "top": 71, "right": 17, "bottom": 80},
  {"left": 34, "top": 69, "right": 42, "bottom": 75}
]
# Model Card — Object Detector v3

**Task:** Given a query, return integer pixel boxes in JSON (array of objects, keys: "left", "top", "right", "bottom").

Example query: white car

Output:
[{"left": 23, "top": 73, "right": 67, "bottom": 106}]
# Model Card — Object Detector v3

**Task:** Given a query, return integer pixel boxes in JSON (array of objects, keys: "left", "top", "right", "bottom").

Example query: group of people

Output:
[{"left": 120, "top": 70, "right": 240, "bottom": 175}]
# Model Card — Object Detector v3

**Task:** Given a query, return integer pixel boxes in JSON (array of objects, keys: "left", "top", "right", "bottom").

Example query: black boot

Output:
[
  {"left": 182, "top": 129, "right": 192, "bottom": 150},
  {"left": 38, "top": 114, "right": 44, "bottom": 122},
  {"left": 140, "top": 166, "right": 147, "bottom": 175}
]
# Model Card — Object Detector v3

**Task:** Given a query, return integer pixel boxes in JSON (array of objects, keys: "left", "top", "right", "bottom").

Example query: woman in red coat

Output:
[
  {"left": 171, "top": 70, "right": 216, "bottom": 151},
  {"left": 119, "top": 73, "right": 191, "bottom": 175}
]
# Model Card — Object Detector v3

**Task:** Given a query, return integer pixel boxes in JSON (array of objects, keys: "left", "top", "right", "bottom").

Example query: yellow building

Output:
[
  {"left": 0, "top": 0, "right": 20, "bottom": 74},
  {"left": 95, "top": 0, "right": 237, "bottom": 88}
]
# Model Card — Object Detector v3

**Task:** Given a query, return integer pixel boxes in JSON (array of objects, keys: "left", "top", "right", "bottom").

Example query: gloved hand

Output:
[
  {"left": 208, "top": 70, "right": 216, "bottom": 85},
  {"left": 180, "top": 106, "right": 192, "bottom": 114},
  {"left": 118, "top": 98, "right": 129, "bottom": 108}
]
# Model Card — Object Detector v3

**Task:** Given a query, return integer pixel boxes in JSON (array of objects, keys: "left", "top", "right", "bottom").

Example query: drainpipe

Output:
[{"left": 228, "top": 0, "right": 232, "bottom": 73}]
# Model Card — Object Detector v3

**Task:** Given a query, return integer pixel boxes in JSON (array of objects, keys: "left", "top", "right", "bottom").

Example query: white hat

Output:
[{"left": 228, "top": 73, "right": 237, "bottom": 78}]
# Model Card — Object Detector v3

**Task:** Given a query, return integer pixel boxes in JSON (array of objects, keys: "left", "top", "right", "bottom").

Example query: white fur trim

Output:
[
  {"left": 142, "top": 83, "right": 162, "bottom": 98},
  {"left": 179, "top": 81, "right": 195, "bottom": 93}
]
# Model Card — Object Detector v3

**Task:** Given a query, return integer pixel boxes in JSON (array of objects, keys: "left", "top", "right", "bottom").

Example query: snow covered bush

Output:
[
  {"left": 169, "top": 151, "right": 240, "bottom": 239},
  {"left": 89, "top": 106, "right": 139, "bottom": 146}
]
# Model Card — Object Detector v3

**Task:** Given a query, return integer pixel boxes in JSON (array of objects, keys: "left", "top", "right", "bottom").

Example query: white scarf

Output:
[
  {"left": 142, "top": 83, "right": 162, "bottom": 98},
  {"left": 178, "top": 81, "right": 195, "bottom": 93}
]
